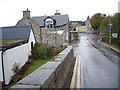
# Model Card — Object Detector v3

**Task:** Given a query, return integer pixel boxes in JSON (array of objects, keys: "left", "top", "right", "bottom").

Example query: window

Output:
[{"left": 45, "top": 18, "right": 54, "bottom": 29}]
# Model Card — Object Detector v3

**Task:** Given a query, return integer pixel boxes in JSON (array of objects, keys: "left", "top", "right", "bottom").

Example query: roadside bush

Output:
[
  {"left": 102, "top": 38, "right": 109, "bottom": 44},
  {"left": 117, "top": 36, "right": 120, "bottom": 45},
  {"left": 32, "top": 43, "right": 63, "bottom": 60},
  {"left": 111, "top": 38, "right": 118, "bottom": 45},
  {"left": 52, "top": 47, "right": 63, "bottom": 56},
  {"left": 33, "top": 43, "right": 49, "bottom": 60}
]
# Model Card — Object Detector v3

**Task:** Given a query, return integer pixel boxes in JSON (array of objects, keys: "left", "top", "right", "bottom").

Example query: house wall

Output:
[
  {"left": 63, "top": 25, "right": 69, "bottom": 42},
  {"left": 16, "top": 18, "right": 41, "bottom": 43},
  {"left": 3, "top": 43, "right": 30, "bottom": 84},
  {"left": 2, "top": 30, "right": 35, "bottom": 85},
  {"left": 0, "top": 51, "right": 3, "bottom": 82},
  {"left": 28, "top": 29, "right": 36, "bottom": 45},
  {"left": 76, "top": 26, "right": 87, "bottom": 33},
  {"left": 41, "top": 24, "right": 69, "bottom": 47}
]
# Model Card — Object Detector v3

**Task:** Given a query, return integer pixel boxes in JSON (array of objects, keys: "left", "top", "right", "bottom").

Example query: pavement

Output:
[{"left": 100, "top": 41, "right": 120, "bottom": 54}]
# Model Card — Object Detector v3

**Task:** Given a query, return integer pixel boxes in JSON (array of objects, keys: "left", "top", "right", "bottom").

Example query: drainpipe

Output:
[{"left": 1, "top": 49, "right": 6, "bottom": 85}]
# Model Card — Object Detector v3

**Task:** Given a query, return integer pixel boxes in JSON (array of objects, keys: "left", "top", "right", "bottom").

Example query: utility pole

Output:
[{"left": 108, "top": 15, "right": 112, "bottom": 44}]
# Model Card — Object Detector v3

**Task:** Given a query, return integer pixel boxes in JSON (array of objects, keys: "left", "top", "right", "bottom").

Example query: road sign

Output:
[
  {"left": 112, "top": 33, "right": 118, "bottom": 38},
  {"left": 108, "top": 24, "right": 112, "bottom": 30}
]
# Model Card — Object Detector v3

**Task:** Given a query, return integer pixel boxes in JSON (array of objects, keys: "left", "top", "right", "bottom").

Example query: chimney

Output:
[
  {"left": 23, "top": 8, "right": 30, "bottom": 18},
  {"left": 55, "top": 10, "right": 61, "bottom": 15}
]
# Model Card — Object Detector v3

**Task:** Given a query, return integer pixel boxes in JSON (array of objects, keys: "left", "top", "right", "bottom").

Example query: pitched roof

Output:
[
  {"left": 0, "top": 25, "right": 31, "bottom": 50},
  {"left": 32, "top": 14, "right": 69, "bottom": 26},
  {"left": 0, "top": 25, "right": 31, "bottom": 40}
]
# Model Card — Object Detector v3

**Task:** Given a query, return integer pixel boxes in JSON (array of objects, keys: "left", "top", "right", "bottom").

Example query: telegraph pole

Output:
[{"left": 108, "top": 15, "right": 112, "bottom": 44}]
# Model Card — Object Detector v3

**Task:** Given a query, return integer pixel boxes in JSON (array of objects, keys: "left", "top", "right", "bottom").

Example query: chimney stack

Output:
[
  {"left": 23, "top": 8, "right": 30, "bottom": 18},
  {"left": 55, "top": 10, "right": 61, "bottom": 15}
]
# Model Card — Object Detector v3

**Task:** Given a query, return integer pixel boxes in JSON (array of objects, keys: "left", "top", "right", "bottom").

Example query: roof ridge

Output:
[
  {"left": 1, "top": 25, "right": 31, "bottom": 28},
  {"left": 32, "top": 14, "right": 68, "bottom": 18}
]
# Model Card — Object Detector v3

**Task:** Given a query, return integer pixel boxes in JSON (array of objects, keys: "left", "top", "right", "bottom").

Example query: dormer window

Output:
[
  {"left": 44, "top": 17, "right": 56, "bottom": 30},
  {"left": 45, "top": 18, "right": 54, "bottom": 29}
]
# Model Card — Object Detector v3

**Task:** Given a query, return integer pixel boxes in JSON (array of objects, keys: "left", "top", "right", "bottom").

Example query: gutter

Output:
[{"left": 1, "top": 48, "right": 6, "bottom": 85}]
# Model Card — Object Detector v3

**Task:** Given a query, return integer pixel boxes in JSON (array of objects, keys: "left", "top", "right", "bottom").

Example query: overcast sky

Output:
[{"left": 0, "top": 0, "right": 119, "bottom": 27}]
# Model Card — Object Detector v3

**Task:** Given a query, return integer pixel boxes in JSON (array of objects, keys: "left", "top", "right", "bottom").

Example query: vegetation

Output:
[
  {"left": 91, "top": 13, "right": 120, "bottom": 45},
  {"left": 3, "top": 43, "right": 63, "bottom": 90},
  {"left": 33, "top": 43, "right": 63, "bottom": 59},
  {"left": 22, "top": 57, "right": 55, "bottom": 78}
]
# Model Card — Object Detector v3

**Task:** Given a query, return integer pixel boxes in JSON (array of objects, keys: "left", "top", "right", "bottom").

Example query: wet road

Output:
[{"left": 72, "top": 33, "right": 119, "bottom": 88}]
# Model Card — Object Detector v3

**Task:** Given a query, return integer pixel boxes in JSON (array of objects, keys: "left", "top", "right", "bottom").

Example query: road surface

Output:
[{"left": 71, "top": 33, "right": 119, "bottom": 88}]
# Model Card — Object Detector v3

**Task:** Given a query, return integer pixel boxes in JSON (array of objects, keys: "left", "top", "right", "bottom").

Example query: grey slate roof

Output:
[
  {"left": 32, "top": 15, "right": 69, "bottom": 26},
  {"left": 0, "top": 25, "right": 31, "bottom": 40}
]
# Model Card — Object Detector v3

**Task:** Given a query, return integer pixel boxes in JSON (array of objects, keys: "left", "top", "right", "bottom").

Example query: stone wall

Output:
[
  {"left": 41, "top": 26, "right": 69, "bottom": 47},
  {"left": 10, "top": 45, "right": 75, "bottom": 89},
  {"left": 16, "top": 18, "right": 42, "bottom": 43}
]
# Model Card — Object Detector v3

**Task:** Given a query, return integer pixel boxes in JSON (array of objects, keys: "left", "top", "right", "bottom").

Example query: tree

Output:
[{"left": 91, "top": 13, "right": 105, "bottom": 32}]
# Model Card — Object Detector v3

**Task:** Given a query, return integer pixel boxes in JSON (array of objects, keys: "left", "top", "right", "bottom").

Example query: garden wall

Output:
[{"left": 10, "top": 45, "right": 75, "bottom": 89}]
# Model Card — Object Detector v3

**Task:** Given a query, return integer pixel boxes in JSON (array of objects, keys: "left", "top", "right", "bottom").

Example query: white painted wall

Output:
[
  {"left": 2, "top": 29, "right": 36, "bottom": 84},
  {"left": 0, "top": 51, "right": 3, "bottom": 82},
  {"left": 3, "top": 43, "right": 30, "bottom": 84},
  {"left": 28, "top": 29, "right": 36, "bottom": 45}
]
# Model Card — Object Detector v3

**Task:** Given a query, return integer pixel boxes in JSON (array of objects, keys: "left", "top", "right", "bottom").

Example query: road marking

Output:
[
  {"left": 70, "top": 56, "right": 77, "bottom": 89},
  {"left": 77, "top": 56, "right": 80, "bottom": 88},
  {"left": 70, "top": 55, "right": 80, "bottom": 89}
]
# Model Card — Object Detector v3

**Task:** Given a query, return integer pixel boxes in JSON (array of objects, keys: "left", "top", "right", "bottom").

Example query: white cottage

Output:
[{"left": 0, "top": 25, "right": 35, "bottom": 85}]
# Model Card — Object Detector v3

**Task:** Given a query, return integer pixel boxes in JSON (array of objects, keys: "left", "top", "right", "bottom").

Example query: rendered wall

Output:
[
  {"left": 3, "top": 30, "right": 35, "bottom": 84},
  {"left": 0, "top": 51, "right": 3, "bottom": 82}
]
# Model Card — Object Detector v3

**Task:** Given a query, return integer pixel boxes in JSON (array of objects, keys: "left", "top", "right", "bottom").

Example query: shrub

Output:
[
  {"left": 52, "top": 47, "right": 63, "bottom": 56},
  {"left": 32, "top": 43, "right": 63, "bottom": 60},
  {"left": 33, "top": 43, "right": 48, "bottom": 60}
]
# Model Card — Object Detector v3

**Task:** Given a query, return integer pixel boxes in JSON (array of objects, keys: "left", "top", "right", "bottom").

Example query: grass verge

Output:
[
  {"left": 23, "top": 57, "right": 54, "bottom": 77},
  {"left": 107, "top": 44, "right": 120, "bottom": 50}
]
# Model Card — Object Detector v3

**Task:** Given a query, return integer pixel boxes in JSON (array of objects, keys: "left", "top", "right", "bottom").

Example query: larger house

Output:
[
  {"left": 0, "top": 25, "right": 35, "bottom": 85},
  {"left": 17, "top": 9, "right": 70, "bottom": 47}
]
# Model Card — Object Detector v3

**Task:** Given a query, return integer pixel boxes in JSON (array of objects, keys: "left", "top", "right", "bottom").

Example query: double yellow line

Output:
[{"left": 70, "top": 55, "right": 80, "bottom": 89}]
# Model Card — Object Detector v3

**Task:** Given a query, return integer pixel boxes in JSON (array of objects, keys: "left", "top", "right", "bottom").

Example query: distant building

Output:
[
  {"left": 85, "top": 16, "right": 92, "bottom": 33},
  {"left": 17, "top": 9, "right": 70, "bottom": 47},
  {"left": 118, "top": 1, "right": 120, "bottom": 13},
  {"left": 69, "top": 21, "right": 82, "bottom": 41},
  {"left": 76, "top": 26, "right": 87, "bottom": 33},
  {"left": 0, "top": 26, "right": 35, "bottom": 85}
]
